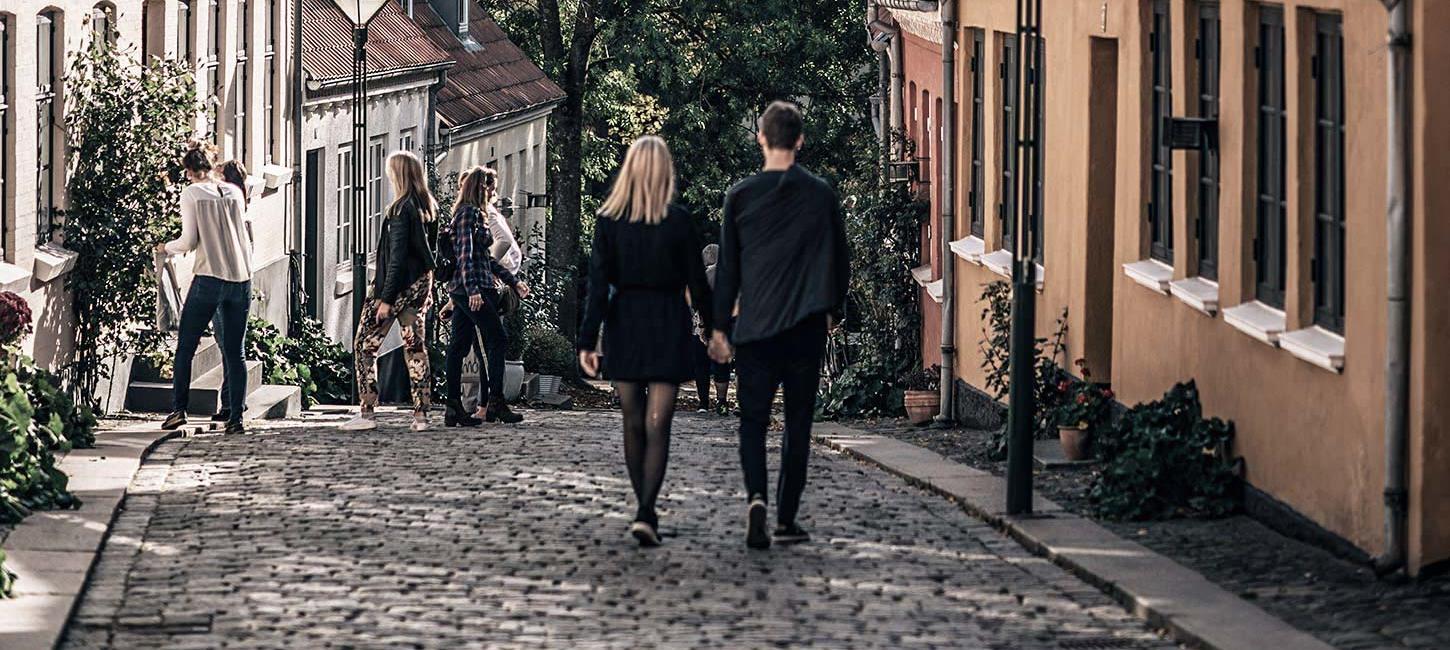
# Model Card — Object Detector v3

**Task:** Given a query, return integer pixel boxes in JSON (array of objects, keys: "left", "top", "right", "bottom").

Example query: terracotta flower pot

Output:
[
  {"left": 1058, "top": 425, "right": 1090, "bottom": 461},
  {"left": 903, "top": 390, "right": 940, "bottom": 425}
]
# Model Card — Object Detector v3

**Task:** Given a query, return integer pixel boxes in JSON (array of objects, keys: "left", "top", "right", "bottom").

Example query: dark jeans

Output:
[
  {"left": 735, "top": 313, "right": 827, "bottom": 527},
  {"left": 174, "top": 276, "right": 251, "bottom": 423},
  {"left": 447, "top": 290, "right": 508, "bottom": 403}
]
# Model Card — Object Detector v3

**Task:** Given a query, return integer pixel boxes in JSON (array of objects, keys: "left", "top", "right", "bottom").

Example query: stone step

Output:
[
  {"left": 131, "top": 336, "right": 224, "bottom": 383},
  {"left": 244, "top": 384, "right": 303, "bottom": 420},
  {"left": 125, "top": 360, "right": 263, "bottom": 415}
]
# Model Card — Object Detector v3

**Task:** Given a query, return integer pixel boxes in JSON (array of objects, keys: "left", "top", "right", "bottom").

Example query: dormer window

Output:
[{"left": 455, "top": 0, "right": 468, "bottom": 35}]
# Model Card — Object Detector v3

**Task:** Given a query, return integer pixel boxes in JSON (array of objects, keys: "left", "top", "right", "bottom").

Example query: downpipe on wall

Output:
[
  {"left": 934, "top": 1, "right": 957, "bottom": 425},
  {"left": 1374, "top": 0, "right": 1411, "bottom": 578}
]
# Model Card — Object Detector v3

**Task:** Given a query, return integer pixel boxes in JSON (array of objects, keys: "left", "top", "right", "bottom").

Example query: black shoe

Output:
[
  {"left": 773, "top": 523, "right": 811, "bottom": 545},
  {"left": 630, "top": 521, "right": 662, "bottom": 547},
  {"left": 224, "top": 420, "right": 246, "bottom": 435},
  {"left": 211, "top": 409, "right": 231, "bottom": 423},
  {"left": 161, "top": 411, "right": 188, "bottom": 431},
  {"left": 746, "top": 497, "right": 770, "bottom": 549},
  {"left": 485, "top": 398, "right": 524, "bottom": 424},
  {"left": 444, "top": 400, "right": 481, "bottom": 427}
]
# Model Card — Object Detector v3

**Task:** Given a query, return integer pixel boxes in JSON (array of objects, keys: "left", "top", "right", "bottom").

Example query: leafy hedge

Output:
[
  {"left": 246, "top": 316, "right": 354, "bottom": 408},
  {"left": 818, "top": 184, "right": 926, "bottom": 418},
  {"left": 1089, "top": 380, "right": 1242, "bottom": 520}
]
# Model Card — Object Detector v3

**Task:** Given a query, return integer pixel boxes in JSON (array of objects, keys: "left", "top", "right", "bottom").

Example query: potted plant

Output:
[
  {"left": 901, "top": 365, "right": 941, "bottom": 425},
  {"left": 1052, "top": 359, "right": 1114, "bottom": 461}
]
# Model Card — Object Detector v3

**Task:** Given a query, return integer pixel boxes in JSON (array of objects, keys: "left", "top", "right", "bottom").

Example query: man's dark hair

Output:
[{"left": 757, "top": 101, "right": 804, "bottom": 150}]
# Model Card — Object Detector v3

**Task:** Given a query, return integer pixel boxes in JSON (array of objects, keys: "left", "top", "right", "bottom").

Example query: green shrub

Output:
[
  {"left": 246, "top": 316, "right": 354, "bottom": 408},
  {"left": 978, "top": 280, "right": 1071, "bottom": 458},
  {"left": 20, "top": 360, "right": 97, "bottom": 450},
  {"left": 523, "top": 328, "right": 576, "bottom": 377},
  {"left": 0, "top": 371, "right": 81, "bottom": 526},
  {"left": 1089, "top": 380, "right": 1241, "bottom": 520}
]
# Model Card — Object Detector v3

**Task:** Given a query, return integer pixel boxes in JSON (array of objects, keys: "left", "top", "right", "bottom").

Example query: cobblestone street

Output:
[{"left": 60, "top": 409, "right": 1175, "bottom": 649}]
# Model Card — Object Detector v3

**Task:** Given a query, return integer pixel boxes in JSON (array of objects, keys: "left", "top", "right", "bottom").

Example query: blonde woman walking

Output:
[
  {"left": 578, "top": 136, "right": 714, "bottom": 546},
  {"left": 341, "top": 151, "right": 437, "bottom": 432}
]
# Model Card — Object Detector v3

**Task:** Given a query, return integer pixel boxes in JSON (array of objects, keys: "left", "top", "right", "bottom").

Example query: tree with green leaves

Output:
[
  {"left": 479, "top": 0, "right": 874, "bottom": 355},
  {"left": 63, "top": 33, "right": 196, "bottom": 402}
]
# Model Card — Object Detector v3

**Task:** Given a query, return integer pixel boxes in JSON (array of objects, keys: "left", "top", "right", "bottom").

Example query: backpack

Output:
[{"left": 433, "top": 217, "right": 458, "bottom": 280}]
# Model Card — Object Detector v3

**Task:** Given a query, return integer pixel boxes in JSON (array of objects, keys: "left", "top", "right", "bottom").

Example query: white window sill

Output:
[
  {"left": 1123, "top": 259, "right": 1173, "bottom": 295},
  {"left": 0, "top": 261, "right": 31, "bottom": 293},
  {"left": 980, "top": 249, "right": 1044, "bottom": 290},
  {"left": 1279, "top": 326, "right": 1345, "bottom": 373},
  {"left": 261, "top": 163, "right": 293, "bottom": 189},
  {"left": 32, "top": 244, "right": 79, "bottom": 284},
  {"left": 910, "top": 264, "right": 935, "bottom": 287},
  {"left": 948, "top": 236, "right": 986, "bottom": 265},
  {"left": 1223, "top": 301, "right": 1287, "bottom": 346},
  {"left": 925, "top": 279, "right": 943, "bottom": 304},
  {"left": 335, "top": 271, "right": 355, "bottom": 297},
  {"left": 1168, "top": 276, "right": 1220, "bottom": 316}
]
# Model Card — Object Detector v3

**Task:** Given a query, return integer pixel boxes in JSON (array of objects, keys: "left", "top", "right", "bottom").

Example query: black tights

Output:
[{"left": 615, "top": 382, "right": 678, "bottom": 527}]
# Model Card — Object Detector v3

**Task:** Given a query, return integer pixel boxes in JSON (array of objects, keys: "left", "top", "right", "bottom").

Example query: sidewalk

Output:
[
  {"left": 813, "top": 422, "right": 1336, "bottom": 650},
  {"left": 0, "top": 421, "right": 194, "bottom": 649}
]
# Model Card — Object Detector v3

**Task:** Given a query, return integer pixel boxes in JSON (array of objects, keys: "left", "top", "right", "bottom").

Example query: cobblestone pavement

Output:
[
  {"left": 61, "top": 409, "right": 1176, "bottom": 649},
  {"left": 860, "top": 420, "right": 1450, "bottom": 650}
]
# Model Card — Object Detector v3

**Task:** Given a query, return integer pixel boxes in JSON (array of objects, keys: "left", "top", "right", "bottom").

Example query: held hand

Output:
[
  {"left": 708, "top": 331, "right": 734, "bottom": 364},
  {"left": 469, "top": 294, "right": 484, "bottom": 311},
  {"left": 439, "top": 300, "right": 454, "bottom": 320},
  {"left": 515, "top": 282, "right": 531, "bottom": 300},
  {"left": 578, "top": 350, "right": 601, "bottom": 378},
  {"left": 376, "top": 302, "right": 392, "bottom": 323},
  {"left": 154, "top": 243, "right": 168, "bottom": 256}
]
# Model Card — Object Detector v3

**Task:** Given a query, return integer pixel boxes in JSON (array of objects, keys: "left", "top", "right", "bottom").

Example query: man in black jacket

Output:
[{"left": 710, "top": 101, "right": 850, "bottom": 550}]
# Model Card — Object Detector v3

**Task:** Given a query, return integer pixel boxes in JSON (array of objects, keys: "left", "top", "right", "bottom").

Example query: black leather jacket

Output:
[{"left": 373, "top": 198, "right": 436, "bottom": 304}]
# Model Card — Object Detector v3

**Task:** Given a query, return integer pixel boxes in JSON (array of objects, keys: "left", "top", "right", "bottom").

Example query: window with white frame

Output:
[
  {"left": 264, "top": 0, "right": 276, "bottom": 163},
  {"left": 36, "top": 10, "right": 60, "bottom": 247},
  {"left": 366, "top": 136, "right": 386, "bottom": 260},
  {"left": 1254, "top": 6, "right": 1287, "bottom": 308},
  {"left": 0, "top": 14, "right": 10, "bottom": 260},
  {"left": 178, "top": 0, "right": 193, "bottom": 64},
  {"left": 1312, "top": 12, "right": 1345, "bottom": 333},
  {"left": 93, "top": 3, "right": 114, "bottom": 44},
  {"left": 232, "top": 0, "right": 248, "bottom": 163},
  {"left": 337, "top": 147, "right": 354, "bottom": 267},
  {"left": 205, "top": 0, "right": 221, "bottom": 142},
  {"left": 455, "top": 0, "right": 468, "bottom": 34},
  {"left": 399, "top": 128, "right": 416, "bottom": 154}
]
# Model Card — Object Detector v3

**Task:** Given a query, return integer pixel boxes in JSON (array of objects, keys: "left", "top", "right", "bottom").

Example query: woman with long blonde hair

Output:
[
  {"left": 341, "top": 151, "right": 438, "bottom": 432},
  {"left": 578, "top": 136, "right": 714, "bottom": 546},
  {"left": 442, "top": 166, "right": 530, "bottom": 426}
]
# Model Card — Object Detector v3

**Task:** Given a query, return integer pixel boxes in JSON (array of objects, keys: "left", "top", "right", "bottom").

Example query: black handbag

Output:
[{"left": 498, "top": 284, "right": 520, "bottom": 315}]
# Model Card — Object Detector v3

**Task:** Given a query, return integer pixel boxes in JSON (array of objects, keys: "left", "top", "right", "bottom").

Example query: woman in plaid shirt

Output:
[{"left": 443, "top": 167, "right": 531, "bottom": 426}]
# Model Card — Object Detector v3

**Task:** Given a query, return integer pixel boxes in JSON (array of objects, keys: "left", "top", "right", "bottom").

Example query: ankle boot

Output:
[
  {"left": 486, "top": 397, "right": 524, "bottom": 424},
  {"left": 444, "top": 399, "right": 481, "bottom": 427}
]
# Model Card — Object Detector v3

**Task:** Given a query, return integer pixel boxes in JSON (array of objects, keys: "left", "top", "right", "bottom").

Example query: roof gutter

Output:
[
  {"left": 307, "top": 60, "right": 456, "bottom": 90},
  {"left": 1374, "top": 0, "right": 1412, "bottom": 578}
]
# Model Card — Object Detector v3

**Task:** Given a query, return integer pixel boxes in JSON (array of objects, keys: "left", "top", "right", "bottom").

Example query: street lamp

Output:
[{"left": 331, "top": 0, "right": 389, "bottom": 337}]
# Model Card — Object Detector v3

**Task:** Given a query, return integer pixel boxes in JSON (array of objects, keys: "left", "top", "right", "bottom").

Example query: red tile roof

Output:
[
  {"left": 413, "top": 3, "right": 567, "bottom": 130},
  {"left": 302, "top": 0, "right": 452, "bottom": 83}
]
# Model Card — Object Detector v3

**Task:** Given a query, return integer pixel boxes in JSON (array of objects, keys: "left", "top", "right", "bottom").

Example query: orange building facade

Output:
[{"left": 871, "top": 0, "right": 1449, "bottom": 575}]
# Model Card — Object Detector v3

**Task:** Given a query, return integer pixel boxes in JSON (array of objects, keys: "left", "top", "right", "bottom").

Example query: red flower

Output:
[
  {"left": 1103, "top": 388, "right": 1115, "bottom": 400},
  {"left": 0, "top": 291, "right": 33, "bottom": 346},
  {"left": 1057, "top": 380, "right": 1070, "bottom": 392},
  {"left": 1076, "top": 393, "right": 1088, "bottom": 405}
]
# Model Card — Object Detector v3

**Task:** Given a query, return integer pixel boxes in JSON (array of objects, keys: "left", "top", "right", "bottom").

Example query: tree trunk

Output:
[{"left": 548, "top": 90, "right": 586, "bottom": 348}]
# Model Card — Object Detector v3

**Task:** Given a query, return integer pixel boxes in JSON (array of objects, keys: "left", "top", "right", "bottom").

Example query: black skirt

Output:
[{"left": 603, "top": 288, "right": 697, "bottom": 383}]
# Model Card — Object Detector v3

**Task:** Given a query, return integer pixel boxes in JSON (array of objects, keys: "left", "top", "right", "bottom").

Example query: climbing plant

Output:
[{"left": 63, "top": 30, "right": 197, "bottom": 403}]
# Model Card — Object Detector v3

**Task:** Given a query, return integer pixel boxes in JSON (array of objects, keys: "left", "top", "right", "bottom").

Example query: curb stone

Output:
[
  {"left": 0, "top": 421, "right": 202, "bottom": 650},
  {"left": 812, "top": 422, "right": 1337, "bottom": 650}
]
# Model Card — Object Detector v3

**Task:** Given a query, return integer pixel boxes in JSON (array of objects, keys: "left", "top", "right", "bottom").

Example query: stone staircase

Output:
[{"left": 125, "top": 336, "right": 301, "bottom": 420}]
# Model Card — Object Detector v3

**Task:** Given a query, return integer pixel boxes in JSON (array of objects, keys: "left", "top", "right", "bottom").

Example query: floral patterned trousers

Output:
[{"left": 354, "top": 274, "right": 432, "bottom": 412}]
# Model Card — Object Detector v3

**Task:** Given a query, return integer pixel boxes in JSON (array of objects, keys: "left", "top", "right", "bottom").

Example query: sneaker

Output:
[
  {"left": 411, "top": 412, "right": 429, "bottom": 432},
  {"left": 339, "top": 414, "right": 378, "bottom": 431},
  {"left": 746, "top": 497, "right": 770, "bottom": 550},
  {"left": 630, "top": 521, "right": 662, "bottom": 547},
  {"left": 210, "top": 409, "right": 231, "bottom": 423},
  {"left": 773, "top": 523, "right": 811, "bottom": 545},
  {"left": 161, "top": 411, "right": 188, "bottom": 431},
  {"left": 224, "top": 420, "right": 246, "bottom": 436}
]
